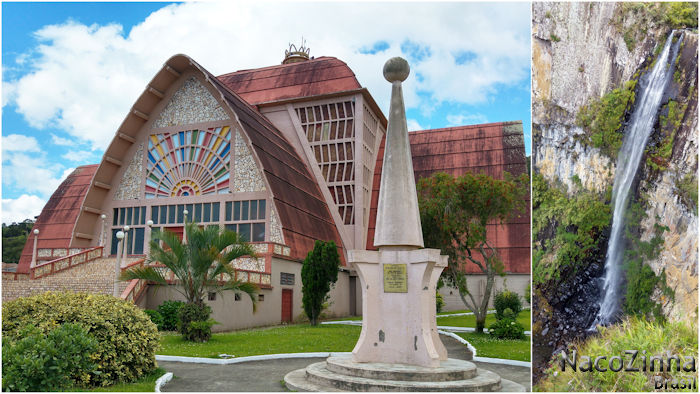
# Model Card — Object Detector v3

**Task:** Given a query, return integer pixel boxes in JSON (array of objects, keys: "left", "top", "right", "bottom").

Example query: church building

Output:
[{"left": 5, "top": 46, "right": 529, "bottom": 330}]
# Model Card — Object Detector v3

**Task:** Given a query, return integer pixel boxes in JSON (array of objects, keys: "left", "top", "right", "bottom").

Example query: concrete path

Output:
[{"left": 159, "top": 335, "right": 531, "bottom": 392}]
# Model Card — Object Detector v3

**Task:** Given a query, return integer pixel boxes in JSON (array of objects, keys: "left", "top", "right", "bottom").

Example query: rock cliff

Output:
[{"left": 533, "top": 1, "right": 698, "bottom": 321}]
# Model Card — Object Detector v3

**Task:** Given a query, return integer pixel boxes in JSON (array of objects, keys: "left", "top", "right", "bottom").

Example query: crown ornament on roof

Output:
[{"left": 283, "top": 38, "right": 311, "bottom": 64}]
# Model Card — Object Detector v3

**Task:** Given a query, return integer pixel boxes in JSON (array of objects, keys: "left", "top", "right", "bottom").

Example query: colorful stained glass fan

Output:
[{"left": 145, "top": 127, "right": 231, "bottom": 198}]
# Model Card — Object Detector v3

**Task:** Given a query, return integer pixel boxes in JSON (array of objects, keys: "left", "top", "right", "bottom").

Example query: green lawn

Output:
[
  {"left": 457, "top": 332, "right": 530, "bottom": 362},
  {"left": 437, "top": 309, "right": 531, "bottom": 330},
  {"left": 72, "top": 368, "right": 166, "bottom": 392},
  {"left": 159, "top": 324, "right": 362, "bottom": 358}
]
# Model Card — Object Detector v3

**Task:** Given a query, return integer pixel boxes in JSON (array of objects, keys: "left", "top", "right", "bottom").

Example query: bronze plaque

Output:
[{"left": 383, "top": 264, "right": 407, "bottom": 293}]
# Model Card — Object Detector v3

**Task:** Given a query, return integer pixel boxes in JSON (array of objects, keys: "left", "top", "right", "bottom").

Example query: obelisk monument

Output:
[{"left": 349, "top": 57, "right": 449, "bottom": 368}]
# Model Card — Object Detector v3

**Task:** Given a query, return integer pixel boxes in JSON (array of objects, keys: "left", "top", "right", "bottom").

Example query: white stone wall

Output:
[
  {"left": 233, "top": 130, "right": 266, "bottom": 192},
  {"left": 114, "top": 143, "right": 144, "bottom": 200},
  {"left": 269, "top": 206, "right": 284, "bottom": 244},
  {"left": 154, "top": 77, "right": 228, "bottom": 128}
]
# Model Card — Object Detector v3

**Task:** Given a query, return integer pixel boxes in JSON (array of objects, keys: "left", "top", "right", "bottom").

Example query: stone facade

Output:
[
  {"left": 154, "top": 77, "right": 228, "bottom": 128},
  {"left": 114, "top": 143, "right": 144, "bottom": 200},
  {"left": 232, "top": 257, "right": 265, "bottom": 272},
  {"left": 233, "top": 130, "right": 266, "bottom": 192},
  {"left": 269, "top": 206, "right": 284, "bottom": 244}
]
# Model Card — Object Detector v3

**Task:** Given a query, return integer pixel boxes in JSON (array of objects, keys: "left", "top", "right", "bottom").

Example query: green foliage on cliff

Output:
[
  {"left": 645, "top": 99, "right": 687, "bottom": 172},
  {"left": 622, "top": 201, "right": 672, "bottom": 320},
  {"left": 665, "top": 2, "right": 698, "bottom": 29},
  {"left": 576, "top": 80, "right": 637, "bottom": 159},
  {"left": 677, "top": 172, "right": 698, "bottom": 214},
  {"left": 535, "top": 317, "right": 697, "bottom": 392},
  {"left": 532, "top": 174, "right": 611, "bottom": 286}
]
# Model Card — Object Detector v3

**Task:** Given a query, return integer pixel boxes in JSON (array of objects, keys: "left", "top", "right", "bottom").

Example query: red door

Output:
[
  {"left": 162, "top": 227, "right": 184, "bottom": 251},
  {"left": 281, "top": 289, "right": 293, "bottom": 323}
]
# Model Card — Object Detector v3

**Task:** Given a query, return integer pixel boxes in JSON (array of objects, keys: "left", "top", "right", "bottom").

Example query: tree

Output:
[
  {"left": 301, "top": 240, "right": 340, "bottom": 326},
  {"left": 417, "top": 171, "right": 528, "bottom": 333},
  {"left": 120, "top": 222, "right": 258, "bottom": 340},
  {"left": 2, "top": 220, "right": 34, "bottom": 264}
]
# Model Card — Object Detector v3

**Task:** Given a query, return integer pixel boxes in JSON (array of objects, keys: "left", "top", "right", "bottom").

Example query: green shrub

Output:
[
  {"left": 2, "top": 323, "right": 98, "bottom": 391},
  {"left": 576, "top": 80, "right": 637, "bottom": 159},
  {"left": 494, "top": 290, "right": 522, "bottom": 320},
  {"left": 2, "top": 292, "right": 159, "bottom": 386},
  {"left": 488, "top": 318, "right": 526, "bottom": 340},
  {"left": 157, "top": 300, "right": 185, "bottom": 331},
  {"left": 665, "top": 2, "right": 698, "bottom": 28},
  {"left": 144, "top": 309, "right": 165, "bottom": 331},
  {"left": 677, "top": 172, "right": 698, "bottom": 214},
  {"left": 435, "top": 292, "right": 445, "bottom": 313},
  {"left": 178, "top": 303, "right": 216, "bottom": 342},
  {"left": 301, "top": 240, "right": 340, "bottom": 326}
]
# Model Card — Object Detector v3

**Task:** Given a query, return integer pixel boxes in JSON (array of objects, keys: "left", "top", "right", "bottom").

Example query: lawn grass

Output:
[
  {"left": 159, "top": 324, "right": 362, "bottom": 358},
  {"left": 437, "top": 309, "right": 531, "bottom": 330},
  {"left": 457, "top": 332, "right": 530, "bottom": 362},
  {"left": 74, "top": 368, "right": 166, "bottom": 392}
]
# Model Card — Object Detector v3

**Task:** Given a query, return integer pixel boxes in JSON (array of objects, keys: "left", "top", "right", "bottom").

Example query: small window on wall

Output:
[
  {"left": 234, "top": 293, "right": 241, "bottom": 301},
  {"left": 208, "top": 292, "right": 217, "bottom": 301},
  {"left": 281, "top": 272, "right": 295, "bottom": 286},
  {"left": 258, "top": 294, "right": 264, "bottom": 302},
  {"left": 252, "top": 223, "right": 265, "bottom": 242}
]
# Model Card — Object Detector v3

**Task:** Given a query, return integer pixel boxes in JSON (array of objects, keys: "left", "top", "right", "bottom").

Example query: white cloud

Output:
[
  {"left": 407, "top": 119, "right": 425, "bottom": 132},
  {"left": 1, "top": 194, "right": 46, "bottom": 224},
  {"left": 61, "top": 149, "right": 97, "bottom": 162},
  {"left": 4, "top": 2, "right": 530, "bottom": 150},
  {"left": 51, "top": 133, "right": 74, "bottom": 146},
  {"left": 2, "top": 152, "right": 74, "bottom": 197},
  {"left": 446, "top": 113, "right": 489, "bottom": 126},
  {"left": 2, "top": 134, "right": 41, "bottom": 152}
]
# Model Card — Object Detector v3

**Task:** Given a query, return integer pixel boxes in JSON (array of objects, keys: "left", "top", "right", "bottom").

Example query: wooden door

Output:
[{"left": 281, "top": 289, "right": 293, "bottom": 323}]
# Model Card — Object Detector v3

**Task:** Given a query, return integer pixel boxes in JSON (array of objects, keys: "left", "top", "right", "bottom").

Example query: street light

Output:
[
  {"left": 146, "top": 220, "right": 154, "bottom": 255},
  {"left": 114, "top": 230, "right": 125, "bottom": 297},
  {"left": 183, "top": 209, "right": 189, "bottom": 244},
  {"left": 122, "top": 225, "right": 130, "bottom": 265},
  {"left": 31, "top": 229, "right": 40, "bottom": 269},
  {"left": 99, "top": 214, "right": 107, "bottom": 247}
]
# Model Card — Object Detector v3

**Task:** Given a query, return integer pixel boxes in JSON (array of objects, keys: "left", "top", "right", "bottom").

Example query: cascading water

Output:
[{"left": 591, "top": 30, "right": 684, "bottom": 328}]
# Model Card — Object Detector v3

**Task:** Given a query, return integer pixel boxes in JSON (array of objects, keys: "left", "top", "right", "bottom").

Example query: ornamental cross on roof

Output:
[{"left": 283, "top": 39, "right": 311, "bottom": 64}]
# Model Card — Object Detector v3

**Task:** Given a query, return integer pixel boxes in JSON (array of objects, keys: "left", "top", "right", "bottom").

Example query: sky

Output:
[{"left": 1, "top": 1, "right": 532, "bottom": 225}]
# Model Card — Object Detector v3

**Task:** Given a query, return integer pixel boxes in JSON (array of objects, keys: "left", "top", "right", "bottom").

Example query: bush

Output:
[
  {"left": 494, "top": 290, "right": 523, "bottom": 320},
  {"left": 435, "top": 291, "right": 445, "bottom": 313},
  {"left": 488, "top": 318, "right": 526, "bottom": 340},
  {"left": 301, "top": 240, "right": 340, "bottom": 326},
  {"left": 157, "top": 300, "right": 184, "bottom": 331},
  {"left": 2, "top": 292, "right": 159, "bottom": 386},
  {"left": 178, "top": 303, "right": 216, "bottom": 342},
  {"left": 2, "top": 323, "right": 98, "bottom": 391},
  {"left": 144, "top": 309, "right": 165, "bottom": 330}
]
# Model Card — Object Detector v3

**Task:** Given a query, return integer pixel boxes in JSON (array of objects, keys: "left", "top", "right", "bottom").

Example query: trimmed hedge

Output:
[
  {"left": 493, "top": 290, "right": 523, "bottom": 320},
  {"left": 157, "top": 300, "right": 185, "bottom": 331},
  {"left": 2, "top": 292, "right": 159, "bottom": 386}
]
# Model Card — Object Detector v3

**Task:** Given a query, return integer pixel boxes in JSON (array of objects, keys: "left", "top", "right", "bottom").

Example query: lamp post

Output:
[
  {"left": 99, "top": 214, "right": 107, "bottom": 247},
  {"left": 122, "top": 225, "right": 130, "bottom": 266},
  {"left": 30, "top": 229, "right": 40, "bottom": 269},
  {"left": 146, "top": 220, "right": 153, "bottom": 256},
  {"left": 183, "top": 209, "right": 188, "bottom": 244},
  {"left": 114, "top": 230, "right": 124, "bottom": 297}
]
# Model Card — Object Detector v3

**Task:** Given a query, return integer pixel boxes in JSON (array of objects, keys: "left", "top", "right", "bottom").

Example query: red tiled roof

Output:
[
  {"left": 366, "top": 122, "right": 530, "bottom": 274},
  {"left": 217, "top": 57, "right": 361, "bottom": 106},
  {"left": 17, "top": 165, "right": 98, "bottom": 273},
  {"left": 201, "top": 61, "right": 346, "bottom": 263}
]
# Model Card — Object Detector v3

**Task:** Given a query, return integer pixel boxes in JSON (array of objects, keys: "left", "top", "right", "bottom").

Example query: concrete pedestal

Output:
[{"left": 349, "top": 248, "right": 448, "bottom": 368}]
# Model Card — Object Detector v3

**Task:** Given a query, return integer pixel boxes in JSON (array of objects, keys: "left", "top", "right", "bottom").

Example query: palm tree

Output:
[{"left": 120, "top": 222, "right": 258, "bottom": 308}]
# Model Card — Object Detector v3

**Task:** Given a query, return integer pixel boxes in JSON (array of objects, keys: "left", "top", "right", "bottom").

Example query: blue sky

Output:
[{"left": 2, "top": 1, "right": 531, "bottom": 224}]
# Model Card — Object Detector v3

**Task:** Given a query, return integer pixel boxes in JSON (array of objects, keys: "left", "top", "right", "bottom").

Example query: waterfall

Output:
[{"left": 592, "top": 30, "right": 684, "bottom": 328}]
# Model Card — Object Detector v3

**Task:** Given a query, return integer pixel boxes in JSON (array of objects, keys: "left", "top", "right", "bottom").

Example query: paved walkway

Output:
[{"left": 159, "top": 335, "right": 531, "bottom": 392}]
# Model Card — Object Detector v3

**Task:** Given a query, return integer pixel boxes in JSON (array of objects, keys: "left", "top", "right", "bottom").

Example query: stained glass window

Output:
[{"left": 145, "top": 126, "right": 232, "bottom": 199}]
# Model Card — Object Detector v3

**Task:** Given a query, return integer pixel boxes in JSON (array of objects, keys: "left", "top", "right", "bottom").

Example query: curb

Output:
[
  {"left": 156, "top": 352, "right": 352, "bottom": 365},
  {"left": 154, "top": 372, "right": 173, "bottom": 392},
  {"left": 474, "top": 356, "right": 531, "bottom": 368},
  {"left": 437, "top": 329, "right": 477, "bottom": 356}
]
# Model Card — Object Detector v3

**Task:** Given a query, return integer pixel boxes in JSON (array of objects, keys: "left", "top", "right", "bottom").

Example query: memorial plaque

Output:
[{"left": 383, "top": 264, "right": 407, "bottom": 293}]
